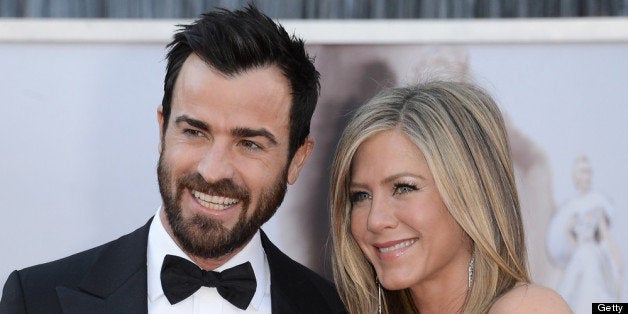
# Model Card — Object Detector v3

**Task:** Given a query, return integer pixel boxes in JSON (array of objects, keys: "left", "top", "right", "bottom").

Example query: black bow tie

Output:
[{"left": 160, "top": 254, "right": 257, "bottom": 310}]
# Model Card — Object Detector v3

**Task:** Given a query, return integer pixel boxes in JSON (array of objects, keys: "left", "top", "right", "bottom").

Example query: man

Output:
[{"left": 0, "top": 5, "right": 345, "bottom": 313}]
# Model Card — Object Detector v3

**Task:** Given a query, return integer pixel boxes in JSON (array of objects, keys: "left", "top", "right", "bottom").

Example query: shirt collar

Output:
[{"left": 147, "top": 206, "right": 269, "bottom": 310}]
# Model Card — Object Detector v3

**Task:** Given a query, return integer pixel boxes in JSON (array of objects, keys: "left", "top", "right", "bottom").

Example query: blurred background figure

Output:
[{"left": 547, "top": 155, "right": 623, "bottom": 313}]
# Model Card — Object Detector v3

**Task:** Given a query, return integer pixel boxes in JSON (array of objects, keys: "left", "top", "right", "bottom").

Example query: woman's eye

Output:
[
  {"left": 393, "top": 183, "right": 417, "bottom": 195},
  {"left": 350, "top": 191, "right": 371, "bottom": 204}
]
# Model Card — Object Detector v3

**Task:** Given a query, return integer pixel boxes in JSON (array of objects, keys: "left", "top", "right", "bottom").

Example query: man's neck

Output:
[{"left": 189, "top": 247, "right": 246, "bottom": 271}]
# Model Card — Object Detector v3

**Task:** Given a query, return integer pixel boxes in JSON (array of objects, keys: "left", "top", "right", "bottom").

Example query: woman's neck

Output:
[{"left": 409, "top": 259, "right": 470, "bottom": 313}]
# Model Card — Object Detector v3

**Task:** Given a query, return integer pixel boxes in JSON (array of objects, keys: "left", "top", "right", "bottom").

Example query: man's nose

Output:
[
  {"left": 197, "top": 142, "right": 235, "bottom": 183},
  {"left": 366, "top": 197, "right": 398, "bottom": 233}
]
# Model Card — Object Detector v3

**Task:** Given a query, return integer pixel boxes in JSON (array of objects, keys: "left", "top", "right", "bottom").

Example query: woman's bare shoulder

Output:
[{"left": 489, "top": 283, "right": 572, "bottom": 313}]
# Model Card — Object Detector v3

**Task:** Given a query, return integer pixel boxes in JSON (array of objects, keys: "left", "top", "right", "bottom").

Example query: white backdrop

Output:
[{"left": 1, "top": 19, "right": 627, "bottom": 311}]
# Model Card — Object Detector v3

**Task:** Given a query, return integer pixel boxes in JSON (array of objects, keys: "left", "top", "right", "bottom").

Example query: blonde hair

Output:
[{"left": 330, "top": 81, "right": 530, "bottom": 313}]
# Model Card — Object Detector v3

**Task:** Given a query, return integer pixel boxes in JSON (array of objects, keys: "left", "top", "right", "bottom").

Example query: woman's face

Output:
[{"left": 349, "top": 130, "right": 471, "bottom": 292}]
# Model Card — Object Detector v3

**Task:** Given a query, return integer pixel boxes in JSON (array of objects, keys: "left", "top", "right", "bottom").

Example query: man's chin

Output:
[
  {"left": 174, "top": 231, "right": 232, "bottom": 258},
  {"left": 174, "top": 217, "right": 256, "bottom": 256}
]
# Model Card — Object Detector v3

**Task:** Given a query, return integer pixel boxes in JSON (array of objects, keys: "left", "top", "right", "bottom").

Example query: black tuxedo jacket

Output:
[{"left": 0, "top": 219, "right": 345, "bottom": 314}]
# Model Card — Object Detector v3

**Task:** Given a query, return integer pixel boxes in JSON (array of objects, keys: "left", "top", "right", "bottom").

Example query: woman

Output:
[{"left": 330, "top": 81, "right": 571, "bottom": 313}]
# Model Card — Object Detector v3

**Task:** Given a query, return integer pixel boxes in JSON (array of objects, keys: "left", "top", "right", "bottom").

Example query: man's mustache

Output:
[{"left": 177, "top": 172, "right": 250, "bottom": 202}]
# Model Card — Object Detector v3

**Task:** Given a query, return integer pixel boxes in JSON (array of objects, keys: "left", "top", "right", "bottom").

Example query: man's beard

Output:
[{"left": 157, "top": 153, "right": 288, "bottom": 259}]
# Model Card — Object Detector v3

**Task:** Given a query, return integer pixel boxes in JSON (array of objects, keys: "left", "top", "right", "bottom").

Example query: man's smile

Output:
[{"left": 192, "top": 190, "right": 240, "bottom": 210}]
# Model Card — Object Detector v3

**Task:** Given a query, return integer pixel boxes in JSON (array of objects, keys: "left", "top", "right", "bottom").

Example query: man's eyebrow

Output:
[
  {"left": 174, "top": 115, "right": 209, "bottom": 131},
  {"left": 232, "top": 127, "right": 278, "bottom": 145}
]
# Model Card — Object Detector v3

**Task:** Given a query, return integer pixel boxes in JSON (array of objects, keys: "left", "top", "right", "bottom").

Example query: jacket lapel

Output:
[
  {"left": 261, "top": 230, "right": 310, "bottom": 313},
  {"left": 56, "top": 219, "right": 152, "bottom": 314}
]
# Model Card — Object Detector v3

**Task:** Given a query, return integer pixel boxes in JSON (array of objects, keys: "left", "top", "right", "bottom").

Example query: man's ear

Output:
[
  {"left": 157, "top": 106, "right": 164, "bottom": 153},
  {"left": 287, "top": 136, "right": 315, "bottom": 185}
]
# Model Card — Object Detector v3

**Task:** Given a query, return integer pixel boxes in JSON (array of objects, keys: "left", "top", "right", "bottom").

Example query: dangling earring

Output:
[
  {"left": 377, "top": 277, "right": 382, "bottom": 314},
  {"left": 468, "top": 254, "right": 475, "bottom": 288}
]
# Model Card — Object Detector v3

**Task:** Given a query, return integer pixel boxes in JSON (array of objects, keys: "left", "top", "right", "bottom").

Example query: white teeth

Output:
[
  {"left": 192, "top": 190, "right": 239, "bottom": 210},
  {"left": 379, "top": 239, "right": 417, "bottom": 253}
]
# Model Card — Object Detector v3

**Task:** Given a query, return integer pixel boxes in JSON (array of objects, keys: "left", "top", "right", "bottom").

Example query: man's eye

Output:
[
  {"left": 350, "top": 191, "right": 371, "bottom": 204},
  {"left": 183, "top": 129, "right": 204, "bottom": 137},
  {"left": 241, "top": 140, "right": 262, "bottom": 150}
]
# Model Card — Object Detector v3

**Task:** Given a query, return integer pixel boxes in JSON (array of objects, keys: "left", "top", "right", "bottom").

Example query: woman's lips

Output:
[{"left": 374, "top": 238, "right": 418, "bottom": 260}]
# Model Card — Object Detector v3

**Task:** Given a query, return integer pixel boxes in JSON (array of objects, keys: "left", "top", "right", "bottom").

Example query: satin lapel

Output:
[
  {"left": 56, "top": 286, "right": 105, "bottom": 314},
  {"left": 57, "top": 218, "right": 152, "bottom": 314},
  {"left": 261, "top": 230, "right": 309, "bottom": 314},
  {"left": 56, "top": 270, "right": 145, "bottom": 314}
]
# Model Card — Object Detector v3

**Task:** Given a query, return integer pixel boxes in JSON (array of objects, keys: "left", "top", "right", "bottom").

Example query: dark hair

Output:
[{"left": 161, "top": 4, "right": 320, "bottom": 159}]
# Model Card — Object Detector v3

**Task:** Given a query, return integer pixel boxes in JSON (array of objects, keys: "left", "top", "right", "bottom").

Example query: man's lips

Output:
[{"left": 192, "top": 190, "right": 240, "bottom": 210}]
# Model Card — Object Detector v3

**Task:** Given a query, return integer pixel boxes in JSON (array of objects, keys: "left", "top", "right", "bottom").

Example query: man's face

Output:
[{"left": 157, "top": 54, "right": 312, "bottom": 259}]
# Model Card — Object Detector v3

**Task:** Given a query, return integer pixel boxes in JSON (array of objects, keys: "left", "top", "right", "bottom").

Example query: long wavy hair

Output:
[{"left": 330, "top": 81, "right": 530, "bottom": 313}]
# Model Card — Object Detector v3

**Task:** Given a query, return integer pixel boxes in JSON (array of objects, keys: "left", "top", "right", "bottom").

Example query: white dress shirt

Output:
[{"left": 147, "top": 207, "right": 272, "bottom": 313}]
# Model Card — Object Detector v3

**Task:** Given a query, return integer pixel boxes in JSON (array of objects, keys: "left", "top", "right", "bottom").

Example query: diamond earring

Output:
[{"left": 468, "top": 254, "right": 475, "bottom": 288}]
